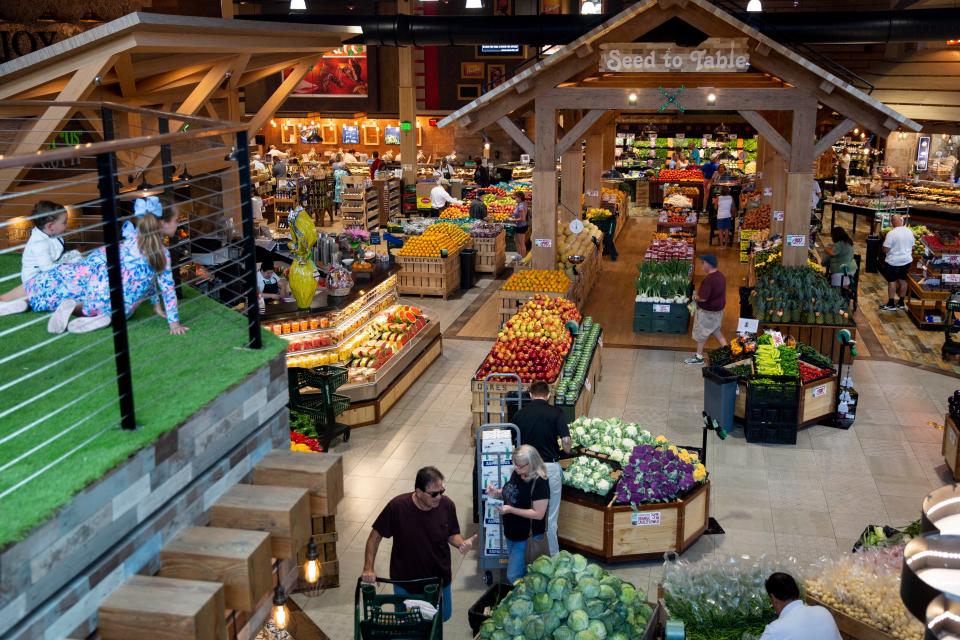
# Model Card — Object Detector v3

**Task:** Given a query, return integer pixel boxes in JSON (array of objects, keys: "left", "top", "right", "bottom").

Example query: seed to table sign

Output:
[{"left": 599, "top": 38, "right": 750, "bottom": 73}]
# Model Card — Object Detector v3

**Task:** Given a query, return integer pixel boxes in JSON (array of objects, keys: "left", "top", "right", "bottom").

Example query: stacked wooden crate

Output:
[
  {"left": 375, "top": 176, "right": 401, "bottom": 225},
  {"left": 341, "top": 176, "right": 380, "bottom": 231},
  {"left": 397, "top": 250, "right": 462, "bottom": 299},
  {"left": 473, "top": 228, "right": 506, "bottom": 275}
]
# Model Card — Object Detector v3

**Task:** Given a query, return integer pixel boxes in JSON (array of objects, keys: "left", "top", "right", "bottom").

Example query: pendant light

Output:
[
  {"left": 304, "top": 540, "right": 320, "bottom": 585},
  {"left": 465, "top": 0, "right": 483, "bottom": 7},
  {"left": 290, "top": 0, "right": 307, "bottom": 10},
  {"left": 746, "top": 0, "right": 762, "bottom": 12},
  {"left": 272, "top": 586, "right": 290, "bottom": 630}
]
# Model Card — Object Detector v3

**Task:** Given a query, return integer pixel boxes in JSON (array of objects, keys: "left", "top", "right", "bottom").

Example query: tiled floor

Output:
[{"left": 295, "top": 326, "right": 958, "bottom": 639}]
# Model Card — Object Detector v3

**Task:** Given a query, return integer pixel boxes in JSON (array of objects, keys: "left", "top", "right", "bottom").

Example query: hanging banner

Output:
[{"left": 599, "top": 38, "right": 750, "bottom": 73}]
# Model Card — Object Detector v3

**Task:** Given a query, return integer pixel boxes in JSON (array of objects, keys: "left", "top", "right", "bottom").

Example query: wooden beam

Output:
[
  {"left": 818, "top": 80, "right": 835, "bottom": 95},
  {"left": 575, "top": 44, "right": 593, "bottom": 59},
  {"left": 560, "top": 144, "right": 584, "bottom": 221},
  {"left": 542, "top": 87, "right": 803, "bottom": 111},
  {"left": 789, "top": 100, "right": 817, "bottom": 173},
  {"left": 532, "top": 102, "right": 557, "bottom": 270},
  {"left": 136, "top": 64, "right": 221, "bottom": 95},
  {"left": 584, "top": 132, "right": 603, "bottom": 210},
  {"left": 659, "top": 0, "right": 688, "bottom": 7},
  {"left": 783, "top": 101, "right": 817, "bottom": 267},
  {"left": 813, "top": 118, "right": 855, "bottom": 158},
  {"left": 739, "top": 110, "right": 791, "bottom": 159},
  {"left": 497, "top": 117, "right": 535, "bottom": 159},
  {"left": 237, "top": 56, "right": 314, "bottom": 88},
  {"left": 556, "top": 109, "right": 605, "bottom": 156},
  {"left": 0, "top": 53, "right": 117, "bottom": 196},
  {"left": 115, "top": 53, "right": 137, "bottom": 97},
  {"left": 246, "top": 58, "right": 313, "bottom": 135}
]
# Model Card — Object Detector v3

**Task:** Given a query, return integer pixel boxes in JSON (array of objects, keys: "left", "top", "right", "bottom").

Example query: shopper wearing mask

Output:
[{"left": 485, "top": 445, "right": 550, "bottom": 582}]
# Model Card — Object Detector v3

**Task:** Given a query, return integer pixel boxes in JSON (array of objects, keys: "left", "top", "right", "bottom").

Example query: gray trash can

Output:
[{"left": 703, "top": 365, "right": 738, "bottom": 432}]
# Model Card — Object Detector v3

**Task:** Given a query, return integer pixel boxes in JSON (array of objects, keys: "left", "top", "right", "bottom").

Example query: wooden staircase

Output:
[{"left": 97, "top": 449, "right": 344, "bottom": 640}]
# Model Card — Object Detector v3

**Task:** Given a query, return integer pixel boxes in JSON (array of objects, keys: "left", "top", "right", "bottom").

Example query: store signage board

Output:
[
  {"left": 737, "top": 318, "right": 760, "bottom": 334},
  {"left": 632, "top": 512, "right": 661, "bottom": 526},
  {"left": 599, "top": 39, "right": 750, "bottom": 73},
  {"left": 787, "top": 234, "right": 806, "bottom": 247}
]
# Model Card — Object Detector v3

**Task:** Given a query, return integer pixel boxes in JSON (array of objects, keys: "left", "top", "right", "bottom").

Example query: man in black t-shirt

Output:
[
  {"left": 361, "top": 467, "right": 476, "bottom": 622},
  {"left": 511, "top": 381, "right": 571, "bottom": 556}
]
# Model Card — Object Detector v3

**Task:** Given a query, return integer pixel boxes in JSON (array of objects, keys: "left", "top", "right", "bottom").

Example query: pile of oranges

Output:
[
  {"left": 502, "top": 269, "right": 571, "bottom": 293},
  {"left": 396, "top": 222, "right": 471, "bottom": 257},
  {"left": 439, "top": 203, "right": 469, "bottom": 219}
]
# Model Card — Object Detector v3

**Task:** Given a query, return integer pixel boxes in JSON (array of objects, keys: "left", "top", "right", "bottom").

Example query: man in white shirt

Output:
[
  {"left": 881, "top": 214, "right": 915, "bottom": 312},
  {"left": 811, "top": 180, "right": 822, "bottom": 210},
  {"left": 760, "top": 573, "right": 840, "bottom": 640},
  {"left": 429, "top": 180, "right": 461, "bottom": 217},
  {"left": 342, "top": 149, "right": 359, "bottom": 163}
]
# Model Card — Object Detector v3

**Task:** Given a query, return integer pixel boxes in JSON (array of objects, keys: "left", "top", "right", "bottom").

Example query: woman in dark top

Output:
[
  {"left": 485, "top": 444, "right": 549, "bottom": 583},
  {"left": 511, "top": 191, "right": 530, "bottom": 256},
  {"left": 824, "top": 226, "right": 857, "bottom": 287}
]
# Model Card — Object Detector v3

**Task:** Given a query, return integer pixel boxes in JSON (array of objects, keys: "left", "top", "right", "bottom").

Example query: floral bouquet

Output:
[
  {"left": 343, "top": 226, "right": 370, "bottom": 244},
  {"left": 614, "top": 440, "right": 706, "bottom": 506}
]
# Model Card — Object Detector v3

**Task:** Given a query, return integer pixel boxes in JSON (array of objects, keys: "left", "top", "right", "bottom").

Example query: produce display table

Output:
[
  {"left": 757, "top": 321, "right": 855, "bottom": 365},
  {"left": 396, "top": 248, "right": 462, "bottom": 299},
  {"left": 805, "top": 594, "right": 896, "bottom": 640},
  {"left": 633, "top": 301, "right": 690, "bottom": 334},
  {"left": 732, "top": 374, "right": 838, "bottom": 428},
  {"left": 496, "top": 286, "right": 575, "bottom": 327},
  {"left": 557, "top": 481, "right": 710, "bottom": 562},
  {"left": 568, "top": 242, "right": 602, "bottom": 310},
  {"left": 827, "top": 200, "right": 895, "bottom": 238}
]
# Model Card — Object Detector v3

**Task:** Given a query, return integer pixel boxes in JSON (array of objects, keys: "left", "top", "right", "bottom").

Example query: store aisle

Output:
[{"left": 296, "top": 339, "right": 953, "bottom": 639}]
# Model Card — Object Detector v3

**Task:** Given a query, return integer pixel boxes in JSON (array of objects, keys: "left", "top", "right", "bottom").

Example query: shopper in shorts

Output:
[
  {"left": 685, "top": 254, "right": 728, "bottom": 365},
  {"left": 880, "top": 214, "right": 914, "bottom": 312}
]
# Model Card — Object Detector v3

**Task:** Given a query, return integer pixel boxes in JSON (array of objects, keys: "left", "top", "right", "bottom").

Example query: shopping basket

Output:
[{"left": 354, "top": 576, "right": 443, "bottom": 640}]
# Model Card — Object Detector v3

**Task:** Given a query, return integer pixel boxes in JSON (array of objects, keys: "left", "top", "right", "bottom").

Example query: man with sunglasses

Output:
[{"left": 362, "top": 466, "right": 476, "bottom": 622}]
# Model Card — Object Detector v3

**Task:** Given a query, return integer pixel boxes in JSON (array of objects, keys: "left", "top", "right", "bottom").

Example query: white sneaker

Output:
[
  {"left": 67, "top": 315, "right": 112, "bottom": 334},
  {"left": 48, "top": 299, "right": 77, "bottom": 334},
  {"left": 0, "top": 298, "right": 28, "bottom": 316}
]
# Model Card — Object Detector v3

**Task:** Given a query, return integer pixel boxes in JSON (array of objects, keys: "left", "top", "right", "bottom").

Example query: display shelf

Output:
[
  {"left": 907, "top": 271, "right": 949, "bottom": 330},
  {"left": 557, "top": 481, "right": 710, "bottom": 563},
  {"left": 732, "top": 374, "right": 838, "bottom": 428},
  {"left": 262, "top": 266, "right": 398, "bottom": 321},
  {"left": 496, "top": 286, "right": 575, "bottom": 327}
]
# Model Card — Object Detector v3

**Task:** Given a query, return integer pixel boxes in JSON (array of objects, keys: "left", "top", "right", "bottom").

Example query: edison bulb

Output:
[
  {"left": 273, "top": 603, "right": 288, "bottom": 629},
  {"left": 306, "top": 558, "right": 320, "bottom": 584}
]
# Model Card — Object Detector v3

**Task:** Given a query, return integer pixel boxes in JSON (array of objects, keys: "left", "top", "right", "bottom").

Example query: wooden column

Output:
[
  {"left": 757, "top": 136, "right": 787, "bottom": 236},
  {"left": 398, "top": 0, "right": 417, "bottom": 184},
  {"left": 601, "top": 122, "right": 616, "bottom": 173},
  {"left": 783, "top": 102, "right": 817, "bottom": 267},
  {"left": 584, "top": 132, "right": 603, "bottom": 210},
  {"left": 532, "top": 102, "right": 557, "bottom": 270},
  {"left": 560, "top": 144, "right": 584, "bottom": 223}
]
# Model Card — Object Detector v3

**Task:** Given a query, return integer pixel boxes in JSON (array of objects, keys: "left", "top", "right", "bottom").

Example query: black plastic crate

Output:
[
  {"left": 745, "top": 420, "right": 797, "bottom": 445},
  {"left": 468, "top": 583, "right": 514, "bottom": 636},
  {"left": 746, "top": 375, "right": 801, "bottom": 408}
]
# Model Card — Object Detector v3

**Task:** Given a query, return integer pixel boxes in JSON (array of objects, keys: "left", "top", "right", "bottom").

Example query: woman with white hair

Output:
[{"left": 486, "top": 444, "right": 549, "bottom": 582}]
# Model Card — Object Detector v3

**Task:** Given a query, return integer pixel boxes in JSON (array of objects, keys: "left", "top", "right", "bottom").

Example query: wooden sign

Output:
[{"left": 599, "top": 38, "right": 750, "bottom": 73}]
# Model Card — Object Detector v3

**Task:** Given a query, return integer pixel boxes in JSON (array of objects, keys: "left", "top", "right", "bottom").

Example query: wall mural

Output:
[{"left": 286, "top": 45, "right": 368, "bottom": 98}]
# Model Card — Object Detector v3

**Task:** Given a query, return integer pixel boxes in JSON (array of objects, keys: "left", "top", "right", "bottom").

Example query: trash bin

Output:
[
  {"left": 739, "top": 286, "right": 754, "bottom": 320},
  {"left": 460, "top": 248, "right": 477, "bottom": 289},
  {"left": 702, "top": 366, "right": 738, "bottom": 433},
  {"left": 865, "top": 235, "right": 882, "bottom": 274}
]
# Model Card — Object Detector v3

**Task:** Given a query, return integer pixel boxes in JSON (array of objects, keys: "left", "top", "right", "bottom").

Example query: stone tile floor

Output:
[{"left": 296, "top": 336, "right": 958, "bottom": 640}]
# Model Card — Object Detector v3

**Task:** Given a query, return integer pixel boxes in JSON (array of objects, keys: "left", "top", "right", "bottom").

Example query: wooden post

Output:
[
  {"left": 602, "top": 121, "right": 616, "bottom": 173},
  {"left": 783, "top": 102, "right": 817, "bottom": 267},
  {"left": 560, "top": 144, "right": 584, "bottom": 223},
  {"left": 398, "top": 0, "right": 417, "bottom": 184},
  {"left": 757, "top": 136, "right": 787, "bottom": 236},
  {"left": 584, "top": 132, "right": 603, "bottom": 210},
  {"left": 532, "top": 102, "right": 557, "bottom": 270}
]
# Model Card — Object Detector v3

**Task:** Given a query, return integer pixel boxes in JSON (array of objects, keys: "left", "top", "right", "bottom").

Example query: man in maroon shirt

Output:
[
  {"left": 685, "top": 254, "right": 729, "bottom": 365},
  {"left": 369, "top": 150, "right": 384, "bottom": 179},
  {"left": 361, "top": 466, "right": 476, "bottom": 622}
]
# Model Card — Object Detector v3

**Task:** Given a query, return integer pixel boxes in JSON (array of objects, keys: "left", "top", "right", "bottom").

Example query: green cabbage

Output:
[
  {"left": 574, "top": 631, "right": 599, "bottom": 640},
  {"left": 571, "top": 554, "right": 588, "bottom": 573},
  {"left": 509, "top": 597, "right": 533, "bottom": 619},
  {"left": 524, "top": 615, "right": 546, "bottom": 640},
  {"left": 533, "top": 592, "right": 552, "bottom": 613},
  {"left": 579, "top": 577, "right": 600, "bottom": 599},
  {"left": 543, "top": 611, "right": 563, "bottom": 634},
  {"left": 552, "top": 625, "right": 575, "bottom": 640},
  {"left": 565, "top": 591, "right": 585, "bottom": 612},
  {"left": 568, "top": 609, "right": 590, "bottom": 632},
  {"left": 527, "top": 572, "right": 549, "bottom": 595},
  {"left": 618, "top": 584, "right": 635, "bottom": 606},
  {"left": 532, "top": 555, "right": 555, "bottom": 577},
  {"left": 599, "top": 585, "right": 617, "bottom": 602},
  {"left": 480, "top": 619, "right": 496, "bottom": 639},
  {"left": 548, "top": 576, "right": 571, "bottom": 601},
  {"left": 587, "top": 620, "right": 608, "bottom": 639},
  {"left": 585, "top": 598, "right": 606, "bottom": 618}
]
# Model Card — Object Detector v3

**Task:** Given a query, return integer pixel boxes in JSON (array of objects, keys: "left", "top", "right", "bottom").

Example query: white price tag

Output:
[
  {"left": 763, "top": 187, "right": 773, "bottom": 197},
  {"left": 704, "top": 134, "right": 713, "bottom": 140},
  {"left": 675, "top": 133, "right": 686, "bottom": 140},
  {"left": 944, "top": 255, "right": 960, "bottom": 266},
  {"left": 787, "top": 234, "right": 807, "bottom": 247},
  {"left": 949, "top": 427, "right": 957, "bottom": 447},
  {"left": 586, "top": 190, "right": 599, "bottom": 197},
  {"left": 585, "top": 379, "right": 592, "bottom": 391},
  {"left": 737, "top": 318, "right": 760, "bottom": 334},
  {"left": 773, "top": 210, "right": 785, "bottom": 221},
  {"left": 653, "top": 304, "right": 671, "bottom": 313},
  {"left": 632, "top": 512, "right": 662, "bottom": 527},
  {"left": 812, "top": 384, "right": 827, "bottom": 398},
  {"left": 402, "top": 164, "right": 414, "bottom": 172},
  {"left": 534, "top": 238, "right": 553, "bottom": 248},
  {"left": 944, "top": 273, "right": 960, "bottom": 284}
]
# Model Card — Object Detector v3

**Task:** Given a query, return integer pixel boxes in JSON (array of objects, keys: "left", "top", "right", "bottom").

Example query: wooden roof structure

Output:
[
  {"left": 438, "top": 0, "right": 921, "bottom": 136},
  {"left": 0, "top": 13, "right": 358, "bottom": 198}
]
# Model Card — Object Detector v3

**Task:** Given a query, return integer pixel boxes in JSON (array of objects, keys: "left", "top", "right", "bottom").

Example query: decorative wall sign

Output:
[
  {"left": 461, "top": 61, "right": 485, "bottom": 79},
  {"left": 657, "top": 86, "right": 686, "bottom": 113},
  {"left": 487, "top": 64, "right": 506, "bottom": 88},
  {"left": 457, "top": 84, "right": 482, "bottom": 101},
  {"left": 341, "top": 125, "right": 360, "bottom": 145},
  {"left": 362, "top": 123, "right": 379, "bottom": 145},
  {"left": 384, "top": 126, "right": 400, "bottom": 145},
  {"left": 319, "top": 123, "right": 337, "bottom": 145},
  {"left": 599, "top": 38, "right": 750, "bottom": 73}
]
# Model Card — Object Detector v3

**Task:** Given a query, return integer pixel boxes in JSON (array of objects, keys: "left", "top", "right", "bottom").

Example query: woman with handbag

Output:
[{"left": 486, "top": 445, "right": 550, "bottom": 583}]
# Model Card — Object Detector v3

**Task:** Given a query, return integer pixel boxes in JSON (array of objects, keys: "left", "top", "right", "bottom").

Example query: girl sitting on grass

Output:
[{"left": 0, "top": 197, "right": 188, "bottom": 335}]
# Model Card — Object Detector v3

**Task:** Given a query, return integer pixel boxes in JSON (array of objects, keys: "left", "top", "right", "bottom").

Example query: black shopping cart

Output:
[{"left": 354, "top": 576, "right": 443, "bottom": 640}]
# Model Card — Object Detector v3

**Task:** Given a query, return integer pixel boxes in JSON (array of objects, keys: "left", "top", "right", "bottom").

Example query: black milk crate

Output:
[
  {"left": 746, "top": 375, "right": 801, "bottom": 408},
  {"left": 745, "top": 420, "right": 797, "bottom": 445}
]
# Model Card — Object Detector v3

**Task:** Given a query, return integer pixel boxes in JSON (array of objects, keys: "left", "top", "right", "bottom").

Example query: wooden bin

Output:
[
  {"left": 943, "top": 414, "right": 960, "bottom": 481},
  {"left": 569, "top": 244, "right": 602, "bottom": 309},
  {"left": 733, "top": 375, "right": 837, "bottom": 427},
  {"left": 396, "top": 249, "right": 461, "bottom": 299},
  {"left": 496, "top": 286, "right": 573, "bottom": 326},
  {"left": 557, "top": 481, "right": 710, "bottom": 562},
  {"left": 473, "top": 229, "right": 506, "bottom": 275},
  {"left": 758, "top": 321, "right": 856, "bottom": 365},
  {"left": 804, "top": 594, "right": 897, "bottom": 640}
]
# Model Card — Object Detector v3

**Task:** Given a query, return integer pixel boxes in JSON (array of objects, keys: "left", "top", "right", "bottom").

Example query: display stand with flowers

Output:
[{"left": 557, "top": 418, "right": 710, "bottom": 562}]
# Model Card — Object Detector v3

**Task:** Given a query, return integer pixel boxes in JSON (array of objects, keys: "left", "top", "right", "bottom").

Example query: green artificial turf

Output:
[{"left": 0, "top": 255, "right": 286, "bottom": 547}]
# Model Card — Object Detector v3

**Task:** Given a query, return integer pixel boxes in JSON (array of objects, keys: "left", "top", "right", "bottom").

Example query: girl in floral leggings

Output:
[{"left": 0, "top": 197, "right": 189, "bottom": 335}]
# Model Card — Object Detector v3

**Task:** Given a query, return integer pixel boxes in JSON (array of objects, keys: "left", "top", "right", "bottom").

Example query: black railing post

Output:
[
  {"left": 235, "top": 129, "right": 263, "bottom": 349},
  {"left": 97, "top": 106, "right": 138, "bottom": 430},
  {"left": 158, "top": 117, "right": 175, "bottom": 202}
]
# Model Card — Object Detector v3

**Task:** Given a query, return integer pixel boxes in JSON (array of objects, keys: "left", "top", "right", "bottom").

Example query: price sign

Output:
[
  {"left": 944, "top": 273, "right": 960, "bottom": 284},
  {"left": 585, "top": 379, "right": 592, "bottom": 392},
  {"left": 728, "top": 133, "right": 738, "bottom": 141},
  {"left": 763, "top": 187, "right": 773, "bottom": 197},
  {"left": 773, "top": 210, "right": 785, "bottom": 221},
  {"left": 653, "top": 304, "right": 671, "bottom": 313},
  {"left": 369, "top": 232, "right": 381, "bottom": 245},
  {"left": 787, "top": 234, "right": 807, "bottom": 247},
  {"left": 737, "top": 318, "right": 760, "bottom": 334},
  {"left": 812, "top": 384, "right": 828, "bottom": 398},
  {"left": 632, "top": 512, "right": 662, "bottom": 527},
  {"left": 944, "top": 255, "right": 960, "bottom": 266},
  {"left": 520, "top": 154, "right": 531, "bottom": 164},
  {"left": 534, "top": 238, "right": 553, "bottom": 248},
  {"left": 586, "top": 190, "right": 599, "bottom": 197}
]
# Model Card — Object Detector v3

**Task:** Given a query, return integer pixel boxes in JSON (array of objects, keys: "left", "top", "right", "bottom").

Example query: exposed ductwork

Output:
[{"left": 241, "top": 10, "right": 960, "bottom": 46}]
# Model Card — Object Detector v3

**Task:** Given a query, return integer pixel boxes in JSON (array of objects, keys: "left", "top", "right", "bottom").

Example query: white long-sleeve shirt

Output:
[
  {"left": 760, "top": 601, "right": 841, "bottom": 640},
  {"left": 430, "top": 185, "right": 460, "bottom": 209},
  {"left": 21, "top": 227, "right": 66, "bottom": 284}
]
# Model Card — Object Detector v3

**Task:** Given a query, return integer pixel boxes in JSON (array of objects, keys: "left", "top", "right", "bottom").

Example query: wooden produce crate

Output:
[
  {"left": 496, "top": 286, "right": 574, "bottom": 327},
  {"left": 758, "top": 321, "right": 856, "bottom": 365},
  {"left": 557, "top": 481, "right": 710, "bottom": 562},
  {"left": 804, "top": 594, "right": 896, "bottom": 640},
  {"left": 396, "top": 249, "right": 461, "bottom": 299},
  {"left": 943, "top": 414, "right": 960, "bottom": 481},
  {"left": 473, "top": 229, "right": 506, "bottom": 275},
  {"left": 569, "top": 244, "right": 602, "bottom": 309},
  {"left": 799, "top": 375, "right": 838, "bottom": 426}
]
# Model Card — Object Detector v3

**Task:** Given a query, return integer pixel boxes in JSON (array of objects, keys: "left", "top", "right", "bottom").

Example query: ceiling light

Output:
[
  {"left": 707, "top": 92, "right": 717, "bottom": 103},
  {"left": 466, "top": 0, "right": 483, "bottom": 7},
  {"left": 746, "top": 0, "right": 762, "bottom": 12},
  {"left": 272, "top": 586, "right": 289, "bottom": 630},
  {"left": 853, "top": 128, "right": 859, "bottom": 135},
  {"left": 289, "top": 0, "right": 306, "bottom": 10},
  {"left": 628, "top": 92, "right": 637, "bottom": 103}
]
